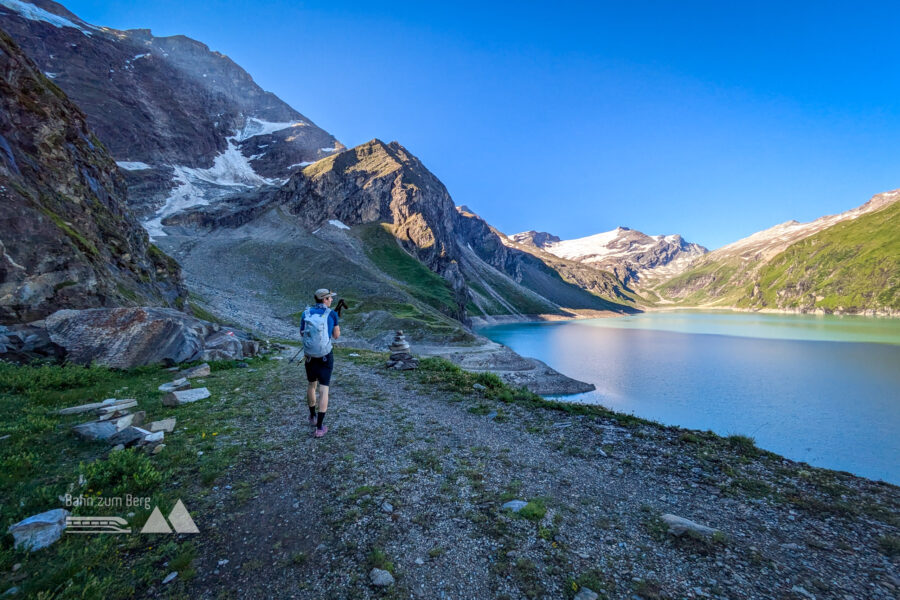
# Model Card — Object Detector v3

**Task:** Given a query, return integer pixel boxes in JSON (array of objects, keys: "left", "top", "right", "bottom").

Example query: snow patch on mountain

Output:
[
  {"left": 0, "top": 0, "right": 95, "bottom": 35},
  {"left": 328, "top": 219, "right": 350, "bottom": 230},
  {"left": 234, "top": 118, "right": 304, "bottom": 142},
  {"left": 143, "top": 126, "right": 289, "bottom": 237},
  {"left": 116, "top": 161, "right": 151, "bottom": 170}
]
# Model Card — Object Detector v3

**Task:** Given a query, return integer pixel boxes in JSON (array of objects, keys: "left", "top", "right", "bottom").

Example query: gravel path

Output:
[{"left": 184, "top": 352, "right": 899, "bottom": 600}]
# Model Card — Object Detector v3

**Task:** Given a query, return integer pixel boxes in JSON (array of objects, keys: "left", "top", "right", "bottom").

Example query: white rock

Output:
[
  {"left": 162, "top": 572, "right": 178, "bottom": 584},
  {"left": 7, "top": 509, "right": 69, "bottom": 551},
  {"left": 381, "top": 502, "right": 393, "bottom": 513},
  {"left": 143, "top": 431, "right": 164, "bottom": 443},
  {"left": 152, "top": 444, "right": 166, "bottom": 454},
  {"left": 149, "top": 418, "right": 176, "bottom": 433},
  {"left": 502, "top": 500, "right": 528, "bottom": 512},
  {"left": 163, "top": 388, "right": 211, "bottom": 406},
  {"left": 369, "top": 568, "right": 394, "bottom": 587},
  {"left": 661, "top": 513, "right": 720, "bottom": 538}
]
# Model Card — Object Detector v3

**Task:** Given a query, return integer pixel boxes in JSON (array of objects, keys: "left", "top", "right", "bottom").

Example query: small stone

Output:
[
  {"left": 11, "top": 564, "right": 21, "bottom": 572},
  {"left": 158, "top": 378, "right": 191, "bottom": 393},
  {"left": 149, "top": 418, "right": 176, "bottom": 433},
  {"left": 180, "top": 363, "right": 211, "bottom": 379},
  {"left": 143, "top": 431, "right": 164, "bottom": 444},
  {"left": 109, "top": 426, "right": 149, "bottom": 447},
  {"left": 473, "top": 383, "right": 486, "bottom": 390},
  {"left": 791, "top": 585, "right": 815, "bottom": 599},
  {"left": 163, "top": 387, "right": 211, "bottom": 406},
  {"left": 72, "top": 421, "right": 117, "bottom": 441},
  {"left": 369, "top": 568, "right": 394, "bottom": 587},
  {"left": 597, "top": 448, "right": 608, "bottom": 457},
  {"left": 616, "top": 468, "right": 624, "bottom": 475},
  {"left": 502, "top": 500, "right": 528, "bottom": 512},
  {"left": 152, "top": 444, "right": 166, "bottom": 455},
  {"left": 414, "top": 558, "right": 424, "bottom": 565},
  {"left": 111, "top": 444, "right": 125, "bottom": 452},
  {"left": 661, "top": 514, "right": 720, "bottom": 538},
  {"left": 114, "top": 413, "right": 135, "bottom": 431},
  {"left": 7, "top": 509, "right": 69, "bottom": 551},
  {"left": 1, "top": 587, "right": 19, "bottom": 597},
  {"left": 217, "top": 559, "right": 229, "bottom": 566},
  {"left": 162, "top": 572, "right": 178, "bottom": 584},
  {"left": 574, "top": 588, "right": 599, "bottom": 600},
  {"left": 348, "top": 353, "right": 360, "bottom": 357},
  {"left": 381, "top": 502, "right": 393, "bottom": 513}
]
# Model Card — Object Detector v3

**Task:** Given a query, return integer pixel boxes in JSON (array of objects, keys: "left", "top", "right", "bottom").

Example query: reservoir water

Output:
[{"left": 478, "top": 311, "right": 900, "bottom": 484}]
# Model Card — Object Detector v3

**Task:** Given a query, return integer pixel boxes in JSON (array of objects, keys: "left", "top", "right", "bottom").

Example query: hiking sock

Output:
[
  {"left": 316, "top": 411, "right": 326, "bottom": 429},
  {"left": 308, "top": 405, "right": 316, "bottom": 418}
]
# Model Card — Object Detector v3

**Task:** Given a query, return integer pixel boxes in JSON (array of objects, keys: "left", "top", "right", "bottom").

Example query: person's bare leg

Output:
[
  {"left": 307, "top": 382, "right": 317, "bottom": 416},
  {"left": 318, "top": 385, "right": 329, "bottom": 414}
]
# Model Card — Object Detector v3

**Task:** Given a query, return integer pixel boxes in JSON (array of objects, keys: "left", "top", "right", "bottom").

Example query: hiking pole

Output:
[{"left": 288, "top": 348, "right": 303, "bottom": 364}]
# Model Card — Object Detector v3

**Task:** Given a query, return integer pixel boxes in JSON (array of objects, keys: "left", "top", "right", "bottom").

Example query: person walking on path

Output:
[{"left": 300, "top": 288, "right": 341, "bottom": 438}]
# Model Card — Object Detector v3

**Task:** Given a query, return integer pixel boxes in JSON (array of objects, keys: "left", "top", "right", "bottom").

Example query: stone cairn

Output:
[{"left": 385, "top": 330, "right": 418, "bottom": 370}]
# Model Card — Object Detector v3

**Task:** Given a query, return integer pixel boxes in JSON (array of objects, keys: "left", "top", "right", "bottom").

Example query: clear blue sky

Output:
[{"left": 64, "top": 0, "right": 899, "bottom": 249}]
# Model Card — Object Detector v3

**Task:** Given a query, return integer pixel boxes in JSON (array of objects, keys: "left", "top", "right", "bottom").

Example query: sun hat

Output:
[{"left": 315, "top": 288, "right": 337, "bottom": 301}]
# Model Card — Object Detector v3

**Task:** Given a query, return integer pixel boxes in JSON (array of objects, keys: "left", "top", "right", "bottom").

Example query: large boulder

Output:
[{"left": 39, "top": 307, "right": 257, "bottom": 368}]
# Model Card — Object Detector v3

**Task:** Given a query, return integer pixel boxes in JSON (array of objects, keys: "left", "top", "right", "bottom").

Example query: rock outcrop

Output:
[
  {"left": 0, "top": 28, "right": 185, "bottom": 324},
  {"left": 12, "top": 307, "right": 261, "bottom": 367}
]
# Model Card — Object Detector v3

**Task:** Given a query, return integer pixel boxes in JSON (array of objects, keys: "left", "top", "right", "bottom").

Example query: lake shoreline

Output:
[{"left": 477, "top": 312, "right": 900, "bottom": 483}]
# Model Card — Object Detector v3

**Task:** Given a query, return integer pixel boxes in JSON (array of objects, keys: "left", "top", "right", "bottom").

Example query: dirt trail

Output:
[{"left": 185, "top": 354, "right": 899, "bottom": 600}]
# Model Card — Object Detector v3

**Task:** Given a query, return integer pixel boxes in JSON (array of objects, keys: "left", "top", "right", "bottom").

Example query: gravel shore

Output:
[{"left": 183, "top": 350, "right": 899, "bottom": 600}]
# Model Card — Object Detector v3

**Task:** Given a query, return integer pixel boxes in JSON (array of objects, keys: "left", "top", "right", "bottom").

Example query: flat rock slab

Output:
[
  {"left": 149, "top": 418, "right": 176, "bottom": 433},
  {"left": 662, "top": 513, "right": 720, "bottom": 538},
  {"left": 180, "top": 363, "right": 210, "bottom": 379},
  {"left": 163, "top": 387, "right": 211, "bottom": 406},
  {"left": 144, "top": 431, "right": 164, "bottom": 443},
  {"left": 158, "top": 378, "right": 190, "bottom": 392},
  {"left": 574, "top": 588, "right": 599, "bottom": 600},
  {"left": 73, "top": 421, "right": 117, "bottom": 441},
  {"left": 58, "top": 401, "right": 105, "bottom": 415},
  {"left": 7, "top": 509, "right": 69, "bottom": 551}
]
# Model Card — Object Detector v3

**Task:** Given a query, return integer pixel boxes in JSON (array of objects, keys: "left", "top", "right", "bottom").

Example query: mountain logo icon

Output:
[{"left": 140, "top": 500, "right": 199, "bottom": 534}]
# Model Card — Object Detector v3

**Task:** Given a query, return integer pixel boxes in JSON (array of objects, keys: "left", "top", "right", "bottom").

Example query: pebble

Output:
[
  {"left": 162, "top": 572, "right": 178, "bottom": 584},
  {"left": 473, "top": 383, "right": 486, "bottom": 390},
  {"left": 381, "top": 502, "right": 393, "bottom": 513},
  {"left": 501, "top": 500, "right": 528, "bottom": 512},
  {"left": 369, "top": 568, "right": 395, "bottom": 587},
  {"left": 414, "top": 558, "right": 424, "bottom": 565},
  {"left": 574, "top": 588, "right": 599, "bottom": 600}
]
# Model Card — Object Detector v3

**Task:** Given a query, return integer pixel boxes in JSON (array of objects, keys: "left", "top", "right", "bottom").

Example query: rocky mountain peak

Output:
[{"left": 507, "top": 230, "right": 562, "bottom": 248}]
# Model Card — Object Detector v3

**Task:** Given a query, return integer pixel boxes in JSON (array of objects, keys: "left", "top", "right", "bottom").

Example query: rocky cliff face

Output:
[
  {"left": 0, "top": 28, "right": 185, "bottom": 323},
  {"left": 276, "top": 140, "right": 469, "bottom": 319},
  {"left": 0, "top": 0, "right": 342, "bottom": 222},
  {"left": 513, "top": 226, "right": 707, "bottom": 286}
]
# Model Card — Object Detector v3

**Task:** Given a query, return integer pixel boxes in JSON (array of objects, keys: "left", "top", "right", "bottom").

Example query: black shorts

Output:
[{"left": 304, "top": 351, "right": 334, "bottom": 386}]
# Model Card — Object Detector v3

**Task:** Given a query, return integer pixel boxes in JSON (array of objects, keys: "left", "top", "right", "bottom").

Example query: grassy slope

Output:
[
  {"left": 654, "top": 201, "right": 899, "bottom": 312},
  {"left": 736, "top": 201, "right": 900, "bottom": 312},
  {"left": 0, "top": 357, "right": 281, "bottom": 598}
]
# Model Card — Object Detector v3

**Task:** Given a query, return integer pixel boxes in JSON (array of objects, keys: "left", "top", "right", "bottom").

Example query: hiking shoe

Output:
[{"left": 314, "top": 426, "right": 328, "bottom": 438}]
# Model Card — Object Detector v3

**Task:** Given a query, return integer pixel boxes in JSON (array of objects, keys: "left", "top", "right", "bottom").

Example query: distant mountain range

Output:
[
  {"left": 1, "top": 0, "right": 896, "bottom": 331},
  {"left": 510, "top": 226, "right": 707, "bottom": 286}
]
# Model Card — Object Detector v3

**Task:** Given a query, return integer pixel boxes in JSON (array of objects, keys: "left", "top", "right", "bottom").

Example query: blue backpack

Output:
[{"left": 302, "top": 307, "right": 333, "bottom": 358}]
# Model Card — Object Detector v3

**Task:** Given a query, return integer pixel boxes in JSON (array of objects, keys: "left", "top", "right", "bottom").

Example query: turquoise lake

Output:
[{"left": 478, "top": 311, "right": 900, "bottom": 484}]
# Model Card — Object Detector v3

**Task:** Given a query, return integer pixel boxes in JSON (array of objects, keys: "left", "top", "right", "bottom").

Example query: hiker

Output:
[{"left": 301, "top": 289, "right": 341, "bottom": 438}]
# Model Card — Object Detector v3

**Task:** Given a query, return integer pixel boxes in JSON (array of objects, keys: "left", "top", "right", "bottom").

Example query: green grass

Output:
[
  {"left": 358, "top": 222, "right": 460, "bottom": 317},
  {"left": 0, "top": 356, "right": 278, "bottom": 598},
  {"left": 737, "top": 201, "right": 900, "bottom": 312}
]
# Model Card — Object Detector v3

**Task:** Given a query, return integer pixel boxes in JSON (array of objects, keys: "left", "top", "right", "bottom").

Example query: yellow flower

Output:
[{"left": 212, "top": 432, "right": 218, "bottom": 436}]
